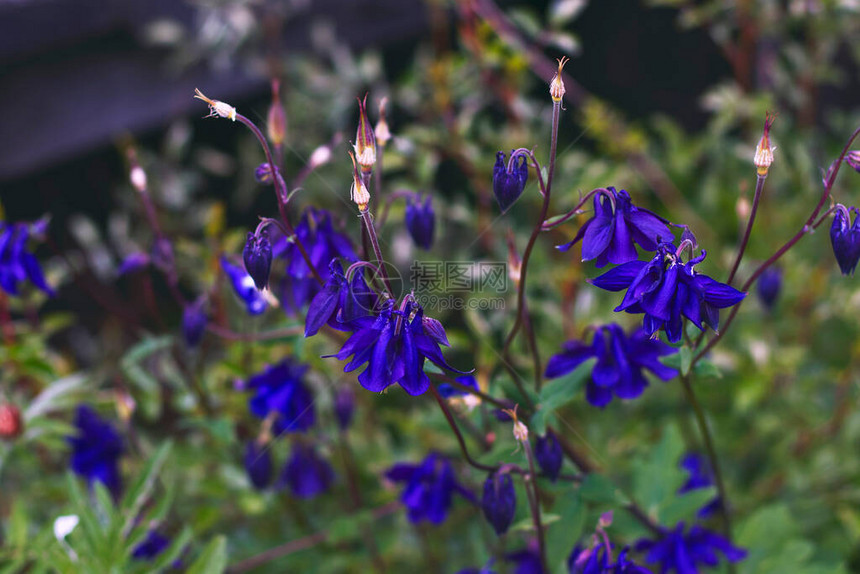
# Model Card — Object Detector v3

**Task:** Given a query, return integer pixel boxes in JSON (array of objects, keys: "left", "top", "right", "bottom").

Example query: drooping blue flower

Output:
[
  {"left": 244, "top": 440, "right": 273, "bottom": 490},
  {"left": 589, "top": 246, "right": 746, "bottom": 343},
  {"left": 280, "top": 443, "right": 334, "bottom": 499},
  {"left": 329, "top": 299, "right": 469, "bottom": 396},
  {"left": 67, "top": 405, "right": 124, "bottom": 497},
  {"left": 385, "top": 452, "right": 475, "bottom": 524},
  {"left": 405, "top": 194, "right": 435, "bottom": 250},
  {"left": 635, "top": 522, "right": 746, "bottom": 574},
  {"left": 493, "top": 151, "right": 529, "bottom": 212},
  {"left": 829, "top": 205, "right": 860, "bottom": 276},
  {"left": 558, "top": 187, "right": 672, "bottom": 268},
  {"left": 132, "top": 531, "right": 170, "bottom": 561},
  {"left": 246, "top": 360, "right": 315, "bottom": 433},
  {"left": 274, "top": 207, "right": 358, "bottom": 314},
  {"left": 535, "top": 432, "right": 564, "bottom": 480},
  {"left": 305, "top": 259, "right": 376, "bottom": 337},
  {"left": 678, "top": 453, "right": 721, "bottom": 519},
  {"left": 755, "top": 267, "right": 782, "bottom": 310},
  {"left": 0, "top": 221, "right": 54, "bottom": 297},
  {"left": 333, "top": 386, "right": 355, "bottom": 431},
  {"left": 545, "top": 324, "right": 678, "bottom": 408},
  {"left": 221, "top": 256, "right": 267, "bottom": 315},
  {"left": 482, "top": 471, "right": 516, "bottom": 535},
  {"left": 182, "top": 299, "right": 207, "bottom": 347},
  {"left": 243, "top": 230, "right": 273, "bottom": 290}
]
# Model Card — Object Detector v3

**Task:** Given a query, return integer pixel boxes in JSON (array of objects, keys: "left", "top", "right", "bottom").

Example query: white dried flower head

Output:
[{"left": 194, "top": 88, "right": 237, "bottom": 121}]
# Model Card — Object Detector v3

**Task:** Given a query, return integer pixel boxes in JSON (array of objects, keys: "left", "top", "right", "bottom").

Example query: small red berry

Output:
[{"left": 0, "top": 403, "right": 22, "bottom": 439}]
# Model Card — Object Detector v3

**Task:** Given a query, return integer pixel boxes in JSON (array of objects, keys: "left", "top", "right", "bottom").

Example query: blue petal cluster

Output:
[
  {"left": 0, "top": 221, "right": 54, "bottom": 297},
  {"left": 636, "top": 522, "right": 746, "bottom": 573},
  {"left": 545, "top": 324, "right": 678, "bottom": 408},
  {"left": 246, "top": 360, "right": 315, "bottom": 433},
  {"left": 493, "top": 151, "right": 529, "bottom": 212},
  {"left": 535, "top": 432, "right": 563, "bottom": 481},
  {"left": 280, "top": 443, "right": 334, "bottom": 499},
  {"left": 678, "top": 453, "right": 721, "bottom": 519},
  {"left": 68, "top": 405, "right": 124, "bottom": 497},
  {"left": 481, "top": 471, "right": 516, "bottom": 535},
  {"left": 305, "top": 260, "right": 376, "bottom": 337},
  {"left": 385, "top": 452, "right": 475, "bottom": 524},
  {"left": 274, "top": 207, "right": 357, "bottom": 313},
  {"left": 438, "top": 374, "right": 479, "bottom": 398},
  {"left": 132, "top": 531, "right": 170, "bottom": 561},
  {"left": 558, "top": 187, "right": 672, "bottom": 268},
  {"left": 569, "top": 544, "right": 652, "bottom": 573},
  {"left": 405, "top": 194, "right": 435, "bottom": 250},
  {"left": 590, "top": 246, "right": 746, "bottom": 343},
  {"left": 830, "top": 205, "right": 860, "bottom": 275},
  {"left": 221, "top": 256, "right": 267, "bottom": 315}
]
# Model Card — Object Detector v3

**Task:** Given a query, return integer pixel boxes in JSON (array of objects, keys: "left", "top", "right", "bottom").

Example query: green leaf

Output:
[
  {"left": 545, "top": 489, "right": 585, "bottom": 566},
  {"left": 660, "top": 487, "right": 716, "bottom": 525},
  {"left": 7, "top": 499, "right": 29, "bottom": 548},
  {"left": 121, "top": 441, "right": 173, "bottom": 536},
  {"left": 579, "top": 473, "right": 626, "bottom": 504},
  {"left": 632, "top": 425, "right": 685, "bottom": 520},
  {"left": 24, "top": 374, "right": 88, "bottom": 421},
  {"left": 679, "top": 346, "right": 693, "bottom": 376},
  {"left": 693, "top": 358, "right": 722, "bottom": 379},
  {"left": 185, "top": 535, "right": 227, "bottom": 574}
]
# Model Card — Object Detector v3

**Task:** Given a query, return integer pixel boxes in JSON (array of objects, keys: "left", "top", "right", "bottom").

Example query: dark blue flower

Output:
[
  {"left": 535, "top": 432, "right": 564, "bottom": 480},
  {"left": 558, "top": 188, "right": 672, "bottom": 268},
  {"left": 329, "top": 299, "right": 468, "bottom": 396},
  {"left": 132, "top": 531, "right": 170, "bottom": 561},
  {"left": 280, "top": 443, "right": 334, "bottom": 499},
  {"left": 243, "top": 230, "right": 273, "bottom": 290},
  {"left": 830, "top": 205, "right": 860, "bottom": 276},
  {"left": 505, "top": 545, "right": 545, "bottom": 574},
  {"left": 755, "top": 267, "right": 781, "bottom": 310},
  {"left": 678, "top": 453, "right": 721, "bottom": 519},
  {"left": 589, "top": 246, "right": 746, "bottom": 343},
  {"left": 493, "top": 151, "right": 529, "bottom": 212},
  {"left": 385, "top": 452, "right": 475, "bottom": 524},
  {"left": 482, "top": 471, "right": 516, "bottom": 535},
  {"left": 246, "top": 360, "right": 315, "bottom": 433},
  {"left": 333, "top": 386, "right": 355, "bottom": 431},
  {"left": 244, "top": 440, "right": 273, "bottom": 490},
  {"left": 0, "top": 221, "right": 54, "bottom": 297},
  {"left": 405, "top": 194, "right": 435, "bottom": 250},
  {"left": 569, "top": 543, "right": 652, "bottom": 573},
  {"left": 221, "top": 256, "right": 267, "bottom": 315},
  {"left": 305, "top": 259, "right": 376, "bottom": 337},
  {"left": 182, "top": 299, "right": 207, "bottom": 347},
  {"left": 68, "top": 405, "right": 124, "bottom": 497},
  {"left": 636, "top": 522, "right": 746, "bottom": 574},
  {"left": 274, "top": 208, "right": 357, "bottom": 314},
  {"left": 545, "top": 324, "right": 678, "bottom": 408},
  {"left": 438, "top": 375, "right": 478, "bottom": 398}
]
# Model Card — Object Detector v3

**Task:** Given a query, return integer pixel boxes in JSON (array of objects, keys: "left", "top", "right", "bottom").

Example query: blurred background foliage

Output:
[{"left": 1, "top": 0, "right": 860, "bottom": 572}]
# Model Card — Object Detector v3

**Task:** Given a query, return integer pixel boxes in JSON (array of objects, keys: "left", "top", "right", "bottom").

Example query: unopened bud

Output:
[
  {"left": 308, "top": 144, "right": 333, "bottom": 170},
  {"left": 0, "top": 402, "right": 22, "bottom": 439},
  {"left": 348, "top": 151, "right": 370, "bottom": 211},
  {"left": 374, "top": 97, "right": 392, "bottom": 148},
  {"left": 845, "top": 150, "right": 860, "bottom": 174},
  {"left": 193, "top": 88, "right": 237, "bottom": 121},
  {"left": 267, "top": 79, "right": 287, "bottom": 145},
  {"left": 502, "top": 405, "right": 528, "bottom": 444},
  {"left": 354, "top": 94, "right": 376, "bottom": 172},
  {"left": 754, "top": 111, "right": 777, "bottom": 176},
  {"left": 550, "top": 56, "right": 569, "bottom": 102}
]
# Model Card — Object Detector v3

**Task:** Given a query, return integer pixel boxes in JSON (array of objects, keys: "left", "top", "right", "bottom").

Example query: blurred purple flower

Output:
[
  {"left": 182, "top": 299, "right": 207, "bottom": 347},
  {"left": 244, "top": 440, "right": 273, "bottom": 490},
  {"left": 535, "top": 432, "right": 563, "bottom": 481},
  {"left": 280, "top": 443, "right": 334, "bottom": 499},
  {"left": 385, "top": 452, "right": 475, "bottom": 524},
  {"left": 755, "top": 267, "right": 782, "bottom": 310},
  {"left": 636, "top": 522, "right": 746, "bottom": 574},
  {"left": 482, "top": 471, "right": 516, "bottom": 535},
  {"left": 67, "top": 405, "right": 124, "bottom": 498},
  {"left": 132, "top": 531, "right": 170, "bottom": 561},
  {"left": 0, "top": 221, "right": 54, "bottom": 296},
  {"left": 678, "top": 453, "right": 721, "bottom": 519},
  {"left": 246, "top": 360, "right": 315, "bottom": 434},
  {"left": 405, "top": 194, "right": 435, "bottom": 250}
]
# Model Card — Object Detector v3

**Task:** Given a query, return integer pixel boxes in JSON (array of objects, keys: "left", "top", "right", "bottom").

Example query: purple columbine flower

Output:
[
  {"left": 756, "top": 267, "right": 782, "bottom": 310},
  {"left": 569, "top": 544, "right": 652, "bottom": 573},
  {"left": 545, "top": 324, "right": 678, "bottom": 408},
  {"left": 182, "top": 299, "right": 207, "bottom": 347},
  {"left": 67, "top": 405, "right": 124, "bottom": 498},
  {"left": 830, "top": 205, "right": 860, "bottom": 276},
  {"left": 493, "top": 151, "right": 529, "bottom": 212},
  {"left": 405, "top": 194, "right": 435, "bottom": 250},
  {"left": 505, "top": 543, "right": 545, "bottom": 574},
  {"left": 535, "top": 432, "right": 564, "bottom": 480},
  {"left": 132, "top": 531, "right": 170, "bottom": 561},
  {"left": 328, "top": 298, "right": 469, "bottom": 396},
  {"left": 438, "top": 375, "right": 479, "bottom": 398},
  {"left": 333, "top": 386, "right": 355, "bottom": 431},
  {"left": 678, "top": 453, "right": 721, "bottom": 519},
  {"left": 246, "top": 360, "right": 315, "bottom": 433},
  {"left": 385, "top": 452, "right": 475, "bottom": 524},
  {"left": 0, "top": 221, "right": 54, "bottom": 297},
  {"left": 636, "top": 522, "right": 746, "bottom": 573},
  {"left": 274, "top": 208, "right": 357, "bottom": 314},
  {"left": 243, "top": 230, "right": 273, "bottom": 290},
  {"left": 244, "top": 440, "right": 273, "bottom": 490},
  {"left": 557, "top": 187, "right": 672, "bottom": 268},
  {"left": 482, "top": 471, "right": 517, "bottom": 535},
  {"left": 280, "top": 443, "right": 334, "bottom": 499},
  {"left": 304, "top": 259, "right": 376, "bottom": 337},
  {"left": 589, "top": 245, "right": 746, "bottom": 343},
  {"left": 221, "top": 256, "right": 267, "bottom": 315}
]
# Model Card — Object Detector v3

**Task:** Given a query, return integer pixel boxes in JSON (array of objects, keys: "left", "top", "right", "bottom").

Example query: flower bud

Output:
[
  {"left": 254, "top": 163, "right": 277, "bottom": 185},
  {"left": 493, "top": 151, "right": 529, "bottom": 212},
  {"left": 374, "top": 97, "right": 392, "bottom": 148},
  {"left": 482, "top": 471, "right": 516, "bottom": 535},
  {"left": 535, "top": 432, "right": 563, "bottom": 481},
  {"left": 0, "top": 402, "right": 22, "bottom": 439},
  {"left": 243, "top": 230, "right": 273, "bottom": 290},
  {"left": 753, "top": 111, "right": 777, "bottom": 176},
  {"left": 550, "top": 56, "right": 569, "bottom": 102},
  {"left": 756, "top": 267, "right": 782, "bottom": 310},
  {"left": 267, "top": 79, "right": 287, "bottom": 146},
  {"left": 334, "top": 387, "right": 355, "bottom": 431},
  {"left": 503, "top": 405, "right": 528, "bottom": 444},
  {"left": 405, "top": 194, "right": 435, "bottom": 250},
  {"left": 280, "top": 443, "right": 334, "bottom": 499},
  {"left": 193, "top": 88, "right": 237, "bottom": 121},
  {"left": 845, "top": 150, "right": 860, "bottom": 174},
  {"left": 354, "top": 94, "right": 376, "bottom": 172},
  {"left": 348, "top": 151, "right": 370, "bottom": 211},
  {"left": 244, "top": 440, "right": 273, "bottom": 490},
  {"left": 829, "top": 205, "right": 860, "bottom": 276},
  {"left": 182, "top": 298, "right": 208, "bottom": 347}
]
